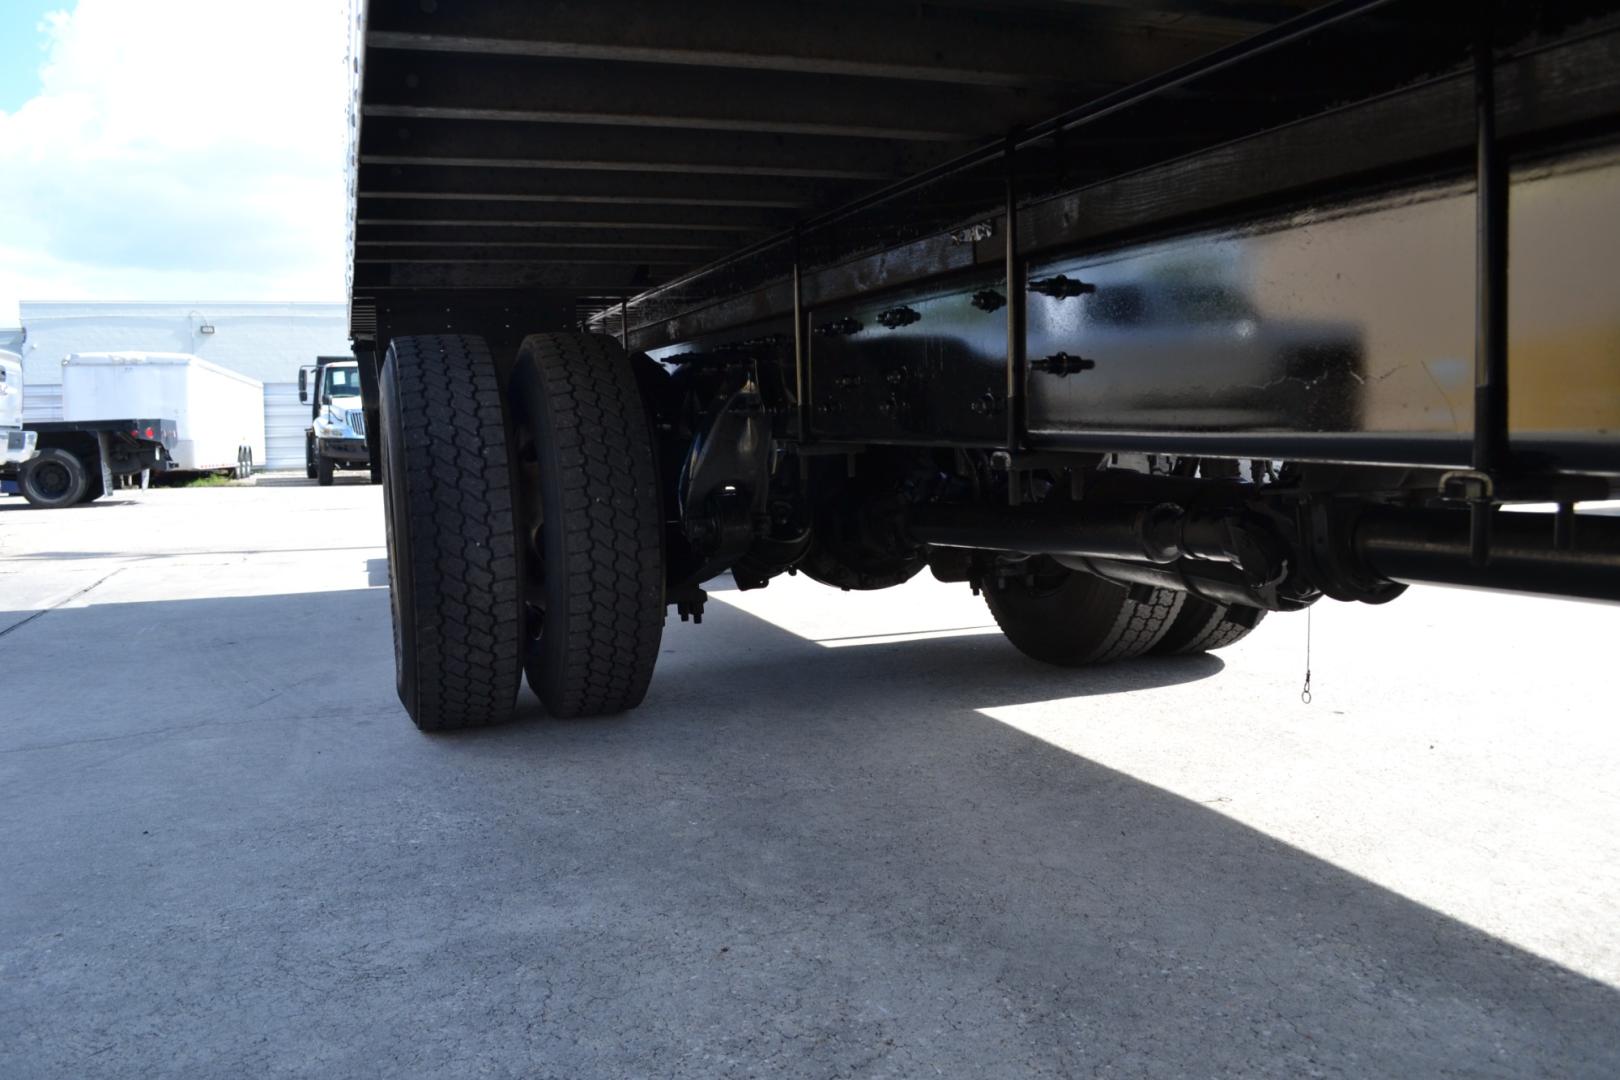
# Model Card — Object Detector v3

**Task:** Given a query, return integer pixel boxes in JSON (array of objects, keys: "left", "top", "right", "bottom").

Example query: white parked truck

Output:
[
  {"left": 298, "top": 356, "right": 375, "bottom": 486},
  {"left": 0, "top": 350, "right": 38, "bottom": 468},
  {"left": 63, "top": 352, "right": 264, "bottom": 475},
  {"left": 0, "top": 350, "right": 177, "bottom": 508}
]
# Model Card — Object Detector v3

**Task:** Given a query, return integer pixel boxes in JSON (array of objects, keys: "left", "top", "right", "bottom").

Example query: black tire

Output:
[
  {"left": 79, "top": 464, "right": 106, "bottom": 504},
  {"left": 368, "top": 419, "right": 384, "bottom": 484},
  {"left": 305, "top": 433, "right": 318, "bottom": 480},
  {"left": 984, "top": 562, "right": 1184, "bottom": 665},
  {"left": 19, "top": 447, "right": 89, "bottom": 508},
  {"left": 507, "top": 332, "right": 665, "bottom": 718},
  {"left": 316, "top": 450, "right": 334, "bottom": 486},
  {"left": 1150, "top": 597, "right": 1267, "bottom": 656},
  {"left": 380, "top": 334, "right": 524, "bottom": 731}
]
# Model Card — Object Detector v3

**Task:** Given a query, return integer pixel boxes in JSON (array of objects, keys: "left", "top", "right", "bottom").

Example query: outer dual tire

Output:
[
  {"left": 380, "top": 335, "right": 524, "bottom": 731},
  {"left": 378, "top": 332, "right": 663, "bottom": 732}
]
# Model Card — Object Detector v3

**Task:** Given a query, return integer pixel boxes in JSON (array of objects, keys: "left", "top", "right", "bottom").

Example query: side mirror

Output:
[{"left": 297, "top": 367, "right": 310, "bottom": 403}]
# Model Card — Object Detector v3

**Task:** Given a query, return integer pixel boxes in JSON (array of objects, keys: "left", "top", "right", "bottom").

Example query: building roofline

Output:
[{"left": 20, "top": 300, "right": 344, "bottom": 313}]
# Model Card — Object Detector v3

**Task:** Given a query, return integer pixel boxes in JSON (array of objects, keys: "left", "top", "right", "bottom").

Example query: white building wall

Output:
[
  {"left": 17, "top": 301, "right": 348, "bottom": 470},
  {"left": 264, "top": 382, "right": 309, "bottom": 473}
]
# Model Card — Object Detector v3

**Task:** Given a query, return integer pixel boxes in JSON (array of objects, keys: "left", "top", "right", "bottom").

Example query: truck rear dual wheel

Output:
[
  {"left": 1150, "top": 596, "right": 1267, "bottom": 655},
  {"left": 379, "top": 331, "right": 663, "bottom": 731},
  {"left": 19, "top": 448, "right": 89, "bottom": 509},
  {"left": 986, "top": 562, "right": 1267, "bottom": 665},
  {"left": 985, "top": 564, "right": 1185, "bottom": 665}
]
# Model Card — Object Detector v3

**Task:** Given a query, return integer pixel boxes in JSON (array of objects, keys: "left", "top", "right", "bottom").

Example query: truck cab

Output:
[
  {"left": 299, "top": 356, "right": 372, "bottom": 486},
  {"left": 0, "top": 350, "right": 39, "bottom": 468}
]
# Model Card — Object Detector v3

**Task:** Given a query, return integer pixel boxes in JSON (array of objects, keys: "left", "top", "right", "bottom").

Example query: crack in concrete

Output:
[
  {"left": 0, "top": 568, "right": 124, "bottom": 641},
  {"left": 0, "top": 704, "right": 404, "bottom": 755}
]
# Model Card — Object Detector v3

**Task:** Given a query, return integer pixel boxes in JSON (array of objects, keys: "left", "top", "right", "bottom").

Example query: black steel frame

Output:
[
  {"left": 348, "top": 0, "right": 1620, "bottom": 499},
  {"left": 578, "top": 2, "right": 1617, "bottom": 493},
  {"left": 344, "top": 0, "right": 1620, "bottom": 609}
]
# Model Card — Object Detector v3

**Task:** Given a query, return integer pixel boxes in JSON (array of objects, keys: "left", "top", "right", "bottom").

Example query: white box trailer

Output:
[{"left": 62, "top": 352, "right": 264, "bottom": 472}]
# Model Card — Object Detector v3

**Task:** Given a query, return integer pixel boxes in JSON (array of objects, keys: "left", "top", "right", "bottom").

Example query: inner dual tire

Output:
[
  {"left": 378, "top": 332, "right": 663, "bottom": 731},
  {"left": 506, "top": 333, "right": 665, "bottom": 720}
]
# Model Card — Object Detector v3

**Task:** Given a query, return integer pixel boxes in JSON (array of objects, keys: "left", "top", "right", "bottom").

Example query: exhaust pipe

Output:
[
  {"left": 906, "top": 500, "right": 1296, "bottom": 609},
  {"left": 907, "top": 500, "right": 1620, "bottom": 607},
  {"left": 1354, "top": 508, "right": 1620, "bottom": 603},
  {"left": 1053, "top": 555, "right": 1308, "bottom": 612},
  {"left": 906, "top": 502, "right": 1261, "bottom": 566}
]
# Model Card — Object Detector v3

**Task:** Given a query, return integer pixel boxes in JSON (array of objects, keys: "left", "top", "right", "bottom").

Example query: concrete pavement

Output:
[{"left": 1, "top": 480, "right": 1617, "bottom": 1078}]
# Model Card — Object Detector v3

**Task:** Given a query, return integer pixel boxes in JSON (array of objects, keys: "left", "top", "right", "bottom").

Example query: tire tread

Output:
[
  {"left": 983, "top": 568, "right": 1184, "bottom": 666},
  {"left": 1152, "top": 597, "right": 1267, "bottom": 656},
  {"left": 519, "top": 333, "right": 664, "bottom": 717},
  {"left": 385, "top": 335, "right": 522, "bottom": 730}
]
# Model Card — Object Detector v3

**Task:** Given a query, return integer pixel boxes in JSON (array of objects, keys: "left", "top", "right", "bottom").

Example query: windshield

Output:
[{"left": 323, "top": 365, "right": 362, "bottom": 402}]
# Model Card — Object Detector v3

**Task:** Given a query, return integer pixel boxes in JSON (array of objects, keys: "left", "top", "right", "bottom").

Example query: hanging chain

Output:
[{"left": 1300, "top": 606, "right": 1313, "bottom": 705}]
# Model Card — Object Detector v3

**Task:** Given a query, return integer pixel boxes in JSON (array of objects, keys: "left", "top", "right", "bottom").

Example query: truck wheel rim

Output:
[{"left": 33, "top": 462, "right": 70, "bottom": 499}]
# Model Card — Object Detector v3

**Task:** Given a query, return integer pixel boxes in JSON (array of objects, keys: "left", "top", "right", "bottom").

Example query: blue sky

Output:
[
  {"left": 0, "top": 1, "right": 56, "bottom": 112},
  {"left": 0, "top": 0, "right": 350, "bottom": 324}
]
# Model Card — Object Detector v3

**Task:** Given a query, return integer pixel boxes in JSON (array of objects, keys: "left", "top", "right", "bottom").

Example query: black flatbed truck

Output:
[
  {"left": 3, "top": 419, "right": 177, "bottom": 509},
  {"left": 345, "top": 0, "right": 1620, "bottom": 730}
]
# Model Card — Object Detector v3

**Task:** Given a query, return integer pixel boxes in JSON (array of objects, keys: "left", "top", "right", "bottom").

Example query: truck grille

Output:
[{"left": 346, "top": 410, "right": 366, "bottom": 437}]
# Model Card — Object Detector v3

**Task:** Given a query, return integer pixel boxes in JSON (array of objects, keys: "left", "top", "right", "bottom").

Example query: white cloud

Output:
[{"left": 0, "top": 0, "right": 352, "bottom": 324}]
